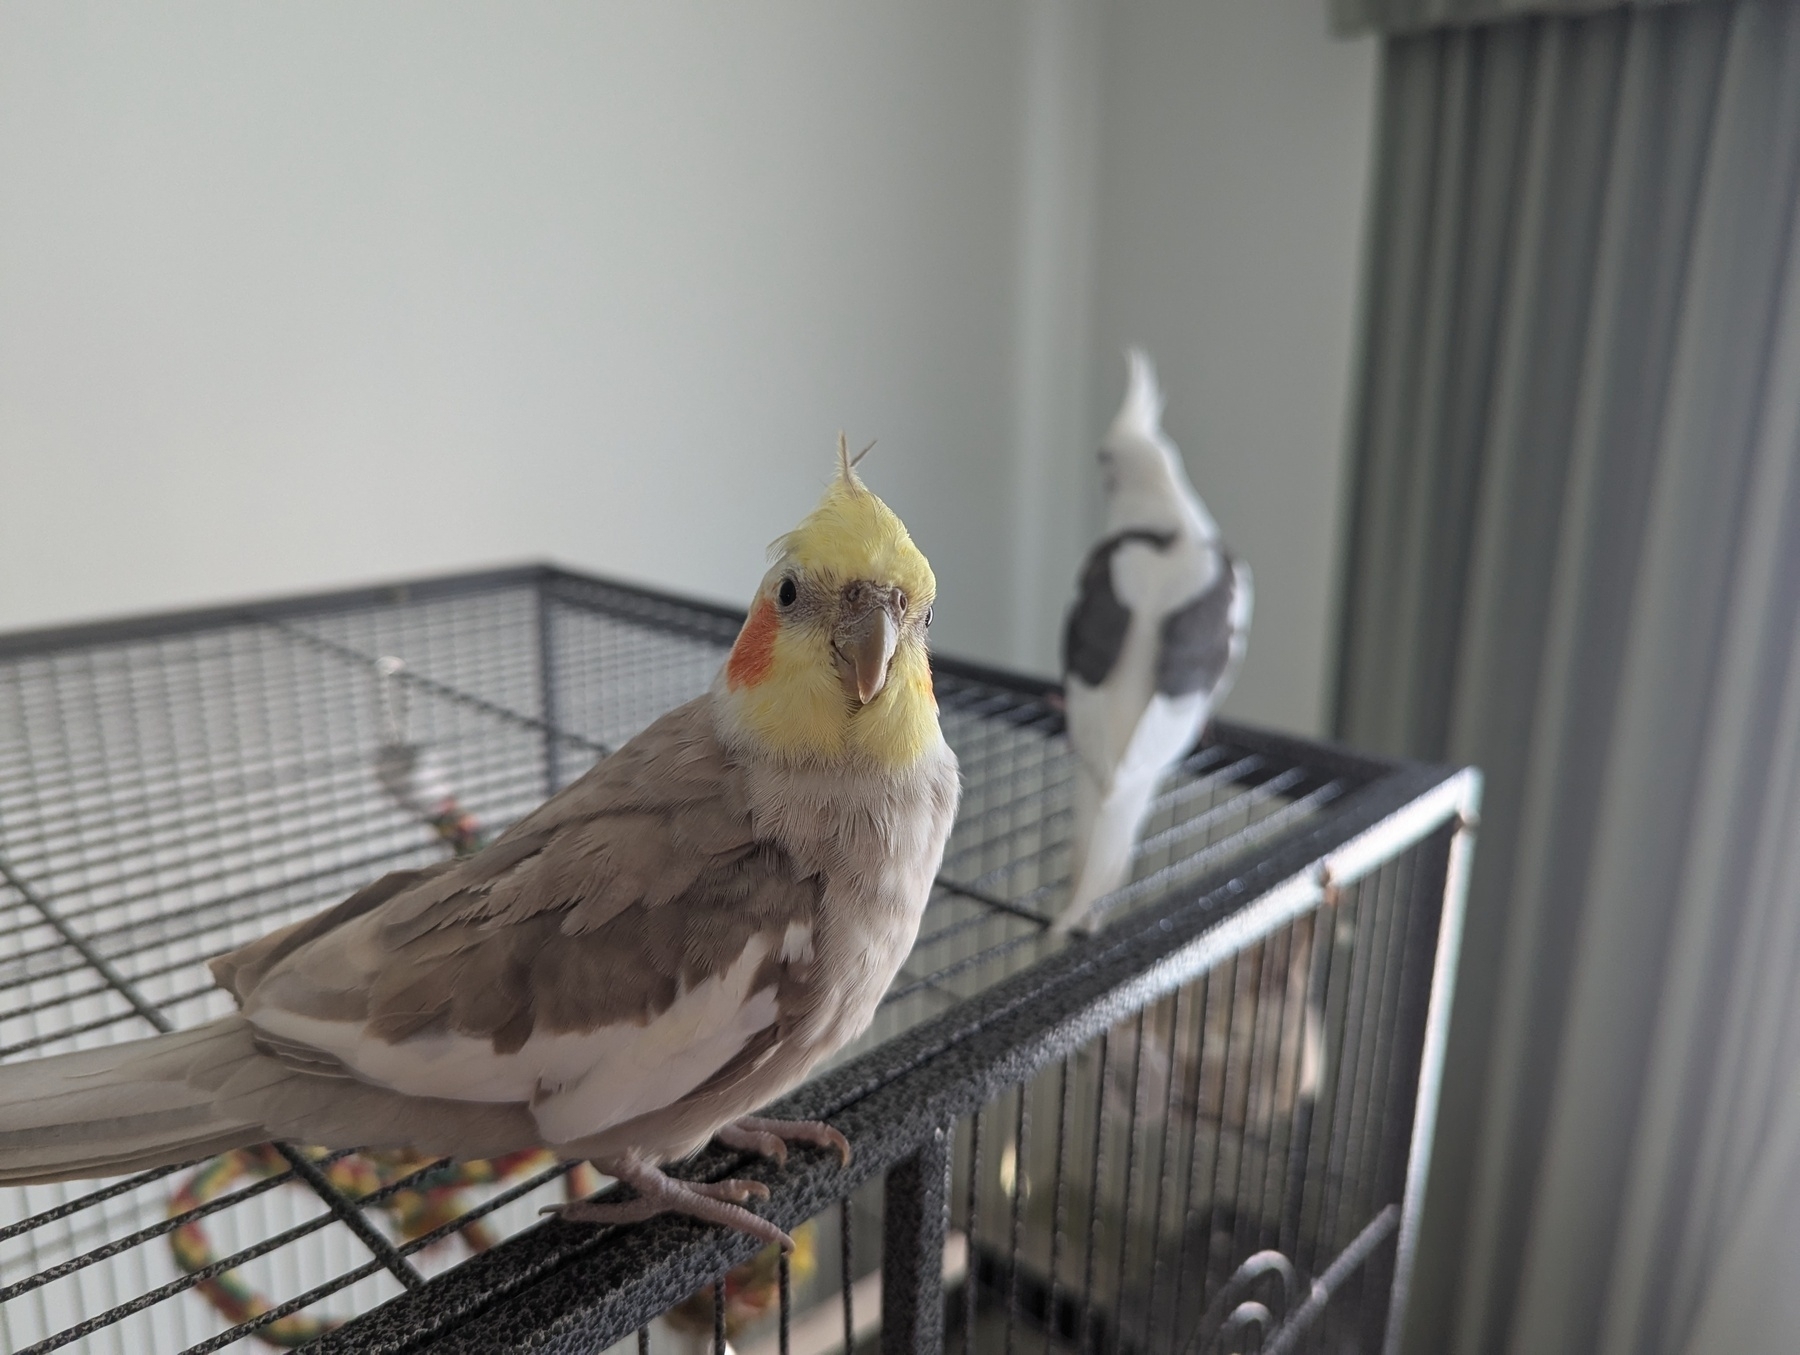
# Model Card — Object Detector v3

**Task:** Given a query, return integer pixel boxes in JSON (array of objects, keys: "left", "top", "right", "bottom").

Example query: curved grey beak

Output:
[{"left": 836, "top": 606, "right": 899, "bottom": 706}]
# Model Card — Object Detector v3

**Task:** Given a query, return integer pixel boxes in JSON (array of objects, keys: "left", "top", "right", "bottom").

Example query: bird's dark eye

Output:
[
  {"left": 924, "top": 606, "right": 933, "bottom": 628},
  {"left": 776, "top": 577, "right": 798, "bottom": 608}
]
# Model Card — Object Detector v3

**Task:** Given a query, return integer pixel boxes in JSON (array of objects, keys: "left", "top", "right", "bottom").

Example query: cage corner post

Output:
[
  {"left": 881, "top": 1121, "right": 954, "bottom": 1355},
  {"left": 1382, "top": 771, "right": 1481, "bottom": 1355}
]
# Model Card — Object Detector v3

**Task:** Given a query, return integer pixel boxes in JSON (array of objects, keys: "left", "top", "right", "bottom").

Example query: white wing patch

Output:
[
  {"left": 533, "top": 938, "right": 780, "bottom": 1144},
  {"left": 247, "top": 934, "right": 783, "bottom": 1147},
  {"left": 780, "top": 921, "right": 814, "bottom": 965}
]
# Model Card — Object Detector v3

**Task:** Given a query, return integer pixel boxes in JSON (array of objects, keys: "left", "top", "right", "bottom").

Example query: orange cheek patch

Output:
[{"left": 727, "top": 600, "right": 780, "bottom": 689}]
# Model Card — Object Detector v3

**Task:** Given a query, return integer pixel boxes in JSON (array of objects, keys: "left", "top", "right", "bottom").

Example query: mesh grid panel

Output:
[
  {"left": 953, "top": 842, "right": 1439, "bottom": 1353},
  {"left": 0, "top": 569, "right": 1431, "bottom": 1353}
]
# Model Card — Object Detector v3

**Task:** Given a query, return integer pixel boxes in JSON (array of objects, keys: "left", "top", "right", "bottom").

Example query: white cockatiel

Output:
[
  {"left": 0, "top": 443, "right": 960, "bottom": 1252},
  {"left": 1055, "top": 350, "right": 1251, "bottom": 935}
]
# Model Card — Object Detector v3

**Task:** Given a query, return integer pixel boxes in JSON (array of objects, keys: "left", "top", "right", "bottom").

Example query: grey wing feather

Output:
[
  {"left": 1064, "top": 529, "right": 1176, "bottom": 686},
  {"left": 1064, "top": 543, "right": 1132, "bottom": 686},
  {"left": 209, "top": 860, "right": 456, "bottom": 1002},
  {"left": 219, "top": 694, "right": 822, "bottom": 1052},
  {"left": 1156, "top": 551, "right": 1243, "bottom": 698}
]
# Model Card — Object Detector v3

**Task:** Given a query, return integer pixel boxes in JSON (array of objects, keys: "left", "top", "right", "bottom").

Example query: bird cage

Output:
[{"left": 0, "top": 566, "right": 1476, "bottom": 1355}]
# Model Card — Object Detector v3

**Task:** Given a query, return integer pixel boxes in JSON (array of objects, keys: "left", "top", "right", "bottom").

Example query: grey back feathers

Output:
[
  {"left": 1064, "top": 529, "right": 1240, "bottom": 699},
  {"left": 217, "top": 698, "right": 825, "bottom": 1056},
  {"left": 1156, "top": 556, "right": 1241, "bottom": 697},
  {"left": 1064, "top": 529, "right": 1176, "bottom": 686}
]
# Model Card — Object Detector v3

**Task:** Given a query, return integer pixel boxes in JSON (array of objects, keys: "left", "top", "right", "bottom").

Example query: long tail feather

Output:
[
  {"left": 0, "top": 1014, "right": 547, "bottom": 1184},
  {"left": 1055, "top": 771, "right": 1160, "bottom": 935},
  {"left": 0, "top": 1017, "right": 265, "bottom": 1184}
]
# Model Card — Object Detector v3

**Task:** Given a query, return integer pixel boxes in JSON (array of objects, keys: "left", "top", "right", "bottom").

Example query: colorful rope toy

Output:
[
  {"left": 168, "top": 654, "right": 521, "bottom": 1345},
  {"left": 167, "top": 1144, "right": 560, "bottom": 1347},
  {"left": 372, "top": 656, "right": 488, "bottom": 858}
]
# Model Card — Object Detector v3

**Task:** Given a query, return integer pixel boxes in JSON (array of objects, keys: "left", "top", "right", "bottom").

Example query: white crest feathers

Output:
[{"left": 1112, "top": 347, "right": 1167, "bottom": 445}]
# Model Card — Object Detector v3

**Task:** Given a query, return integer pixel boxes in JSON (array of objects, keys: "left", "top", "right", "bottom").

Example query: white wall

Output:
[
  {"left": 1089, "top": 1, "right": 1376, "bottom": 731},
  {"left": 0, "top": 1, "right": 1374, "bottom": 735}
]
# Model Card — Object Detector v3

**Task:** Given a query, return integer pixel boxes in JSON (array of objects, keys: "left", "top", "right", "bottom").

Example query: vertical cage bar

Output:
[
  {"left": 964, "top": 1110, "right": 984, "bottom": 1355},
  {"left": 1292, "top": 881, "right": 1356, "bottom": 1278},
  {"left": 1355, "top": 850, "right": 1419, "bottom": 1230},
  {"left": 883, "top": 1122, "right": 953, "bottom": 1355},
  {"left": 1168, "top": 971, "right": 1215, "bottom": 1340},
  {"left": 1332, "top": 859, "right": 1402, "bottom": 1269},
  {"left": 1313, "top": 866, "right": 1380, "bottom": 1274},
  {"left": 1113, "top": 1009, "right": 1149, "bottom": 1338},
  {"left": 1201, "top": 954, "right": 1245, "bottom": 1301},
  {"left": 1384, "top": 811, "right": 1476, "bottom": 1355},
  {"left": 1145, "top": 987, "right": 1184, "bottom": 1350},
  {"left": 843, "top": 1197, "right": 857, "bottom": 1355},
  {"left": 1225, "top": 924, "right": 1288, "bottom": 1270},
  {"left": 1043, "top": 1058, "right": 1072, "bottom": 1355},
  {"left": 1004, "top": 1084, "right": 1028, "bottom": 1355},
  {"left": 1372, "top": 850, "right": 1432, "bottom": 1217},
  {"left": 1279, "top": 913, "right": 1327, "bottom": 1258},
  {"left": 1267, "top": 919, "right": 1315, "bottom": 1259},
  {"left": 535, "top": 580, "right": 562, "bottom": 798},
  {"left": 779, "top": 1250, "right": 792, "bottom": 1355},
  {"left": 1077, "top": 1031, "right": 1111, "bottom": 1350}
]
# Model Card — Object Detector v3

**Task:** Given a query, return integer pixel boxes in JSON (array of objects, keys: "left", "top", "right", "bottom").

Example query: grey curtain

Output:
[
  {"left": 1331, "top": 4, "right": 1800, "bottom": 1354},
  {"left": 1333, "top": 0, "right": 1703, "bottom": 39}
]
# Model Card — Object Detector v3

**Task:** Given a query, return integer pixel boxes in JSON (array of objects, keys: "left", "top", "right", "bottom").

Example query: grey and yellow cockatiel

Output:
[
  {"left": 1055, "top": 350, "right": 1251, "bottom": 936},
  {"left": 0, "top": 444, "right": 960, "bottom": 1252}
]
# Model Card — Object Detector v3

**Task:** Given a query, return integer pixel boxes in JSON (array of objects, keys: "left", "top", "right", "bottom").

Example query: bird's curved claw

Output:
[
  {"left": 542, "top": 1157, "right": 793, "bottom": 1251},
  {"left": 718, "top": 1115, "right": 852, "bottom": 1168},
  {"left": 688, "top": 1177, "right": 771, "bottom": 1205}
]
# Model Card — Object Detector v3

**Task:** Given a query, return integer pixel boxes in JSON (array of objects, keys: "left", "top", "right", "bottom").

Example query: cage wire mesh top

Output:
[{"left": 0, "top": 568, "right": 1373, "bottom": 1354}]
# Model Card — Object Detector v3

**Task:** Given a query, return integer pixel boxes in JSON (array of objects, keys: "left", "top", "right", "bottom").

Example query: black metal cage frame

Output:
[{"left": 0, "top": 566, "right": 1477, "bottom": 1355}]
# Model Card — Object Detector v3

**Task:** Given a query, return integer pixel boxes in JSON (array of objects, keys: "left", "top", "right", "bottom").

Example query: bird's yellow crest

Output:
[
  {"left": 720, "top": 440, "right": 940, "bottom": 768},
  {"left": 773, "top": 440, "right": 936, "bottom": 606}
]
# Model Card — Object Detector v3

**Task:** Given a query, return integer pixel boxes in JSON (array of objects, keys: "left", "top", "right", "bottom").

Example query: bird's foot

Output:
[
  {"left": 716, "top": 1115, "right": 852, "bottom": 1168},
  {"left": 542, "top": 1157, "right": 792, "bottom": 1252},
  {"left": 686, "top": 1177, "right": 772, "bottom": 1205}
]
